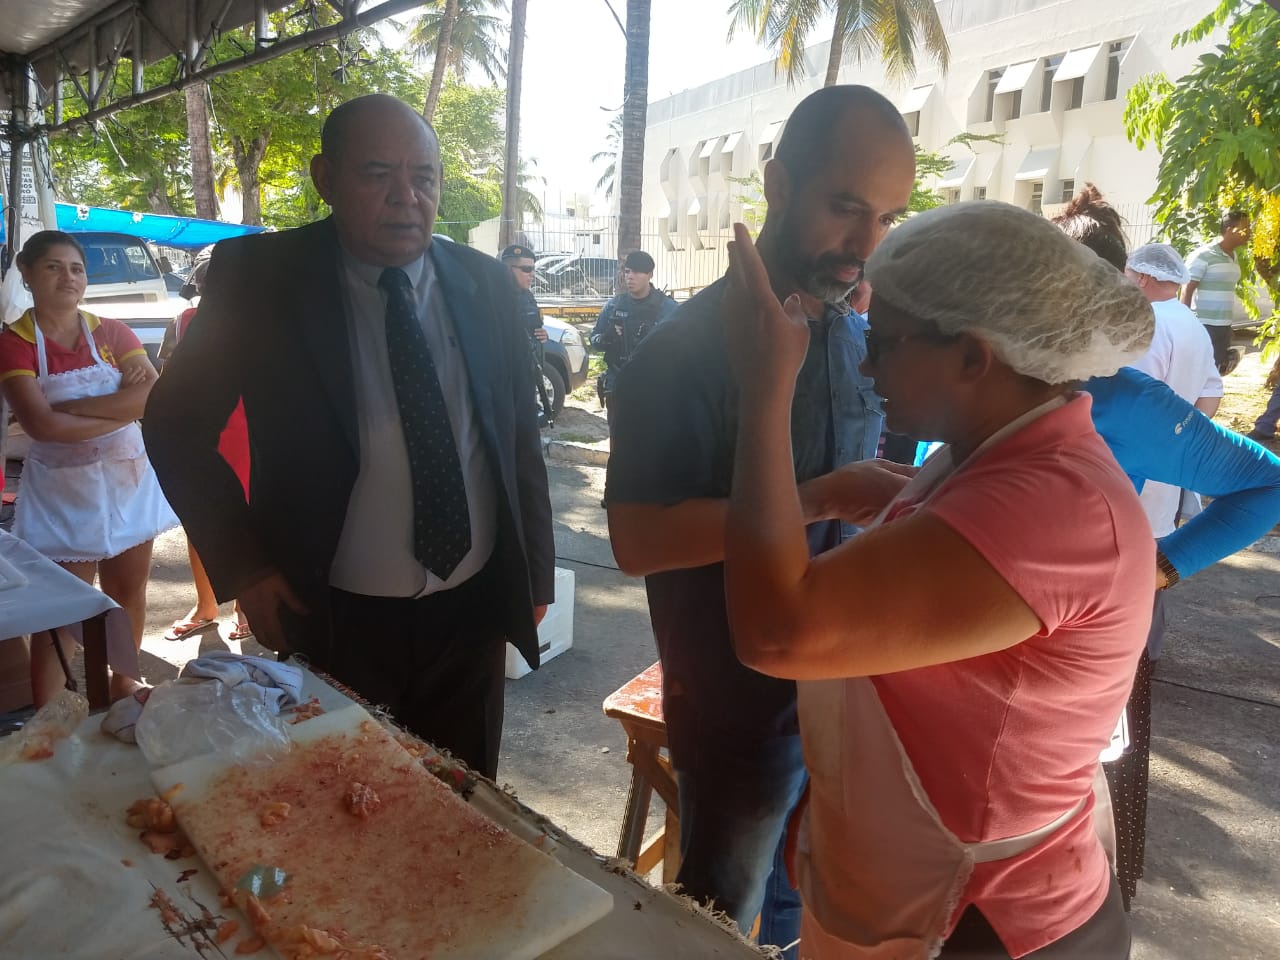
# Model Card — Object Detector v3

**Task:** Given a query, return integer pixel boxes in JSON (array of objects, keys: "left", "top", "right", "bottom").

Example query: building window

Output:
[
  {"left": 904, "top": 111, "right": 920, "bottom": 137},
  {"left": 1009, "top": 90, "right": 1022, "bottom": 120},
  {"left": 985, "top": 68, "right": 1003, "bottom": 122},
  {"left": 1041, "top": 55, "right": 1063, "bottom": 112},
  {"left": 1105, "top": 40, "right": 1128, "bottom": 101},
  {"left": 943, "top": 188, "right": 961, "bottom": 205},
  {"left": 1029, "top": 181, "right": 1044, "bottom": 216},
  {"left": 1060, "top": 179, "right": 1076, "bottom": 203},
  {"left": 1069, "top": 76, "right": 1084, "bottom": 110},
  {"left": 973, "top": 186, "right": 987, "bottom": 201}
]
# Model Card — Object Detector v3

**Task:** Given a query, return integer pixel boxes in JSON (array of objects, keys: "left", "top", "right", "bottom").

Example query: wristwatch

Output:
[{"left": 1156, "top": 551, "right": 1180, "bottom": 589}]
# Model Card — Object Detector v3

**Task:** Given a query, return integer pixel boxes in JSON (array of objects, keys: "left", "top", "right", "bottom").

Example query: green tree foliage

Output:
[
  {"left": 48, "top": 61, "right": 193, "bottom": 215},
  {"left": 1124, "top": 1, "right": 1280, "bottom": 258},
  {"left": 1125, "top": 0, "right": 1280, "bottom": 346},
  {"left": 46, "top": 37, "right": 507, "bottom": 239},
  {"left": 727, "top": 0, "right": 949, "bottom": 87},
  {"left": 592, "top": 112, "right": 622, "bottom": 202},
  {"left": 433, "top": 79, "right": 505, "bottom": 241}
]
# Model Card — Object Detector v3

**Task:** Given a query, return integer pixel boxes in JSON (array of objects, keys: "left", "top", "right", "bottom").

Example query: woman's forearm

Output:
[
  {"left": 725, "top": 386, "right": 813, "bottom": 660},
  {"left": 52, "top": 382, "right": 153, "bottom": 421},
  {"left": 23, "top": 410, "right": 131, "bottom": 443}
]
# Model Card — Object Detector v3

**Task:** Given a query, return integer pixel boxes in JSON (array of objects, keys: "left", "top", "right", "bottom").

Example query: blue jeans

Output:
[
  {"left": 674, "top": 734, "right": 807, "bottom": 959},
  {"left": 1253, "top": 381, "right": 1280, "bottom": 437}
]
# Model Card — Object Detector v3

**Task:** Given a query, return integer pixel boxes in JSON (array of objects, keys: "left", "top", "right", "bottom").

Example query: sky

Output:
[{"left": 417, "top": 0, "right": 832, "bottom": 215}]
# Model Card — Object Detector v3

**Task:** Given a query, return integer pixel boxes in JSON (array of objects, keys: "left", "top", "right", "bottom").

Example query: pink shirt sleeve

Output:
[{"left": 923, "top": 451, "right": 1132, "bottom": 634}]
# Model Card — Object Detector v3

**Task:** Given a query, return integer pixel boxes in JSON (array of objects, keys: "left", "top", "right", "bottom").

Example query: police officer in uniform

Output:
[
  {"left": 501, "top": 244, "right": 553, "bottom": 426},
  {"left": 590, "top": 250, "right": 676, "bottom": 430}
]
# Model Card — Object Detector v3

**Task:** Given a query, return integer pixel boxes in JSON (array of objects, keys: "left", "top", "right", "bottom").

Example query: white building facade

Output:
[{"left": 644, "top": 0, "right": 1222, "bottom": 289}]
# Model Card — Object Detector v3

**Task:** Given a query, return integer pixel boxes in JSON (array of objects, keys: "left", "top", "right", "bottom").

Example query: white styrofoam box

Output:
[{"left": 506, "top": 566, "right": 575, "bottom": 679}]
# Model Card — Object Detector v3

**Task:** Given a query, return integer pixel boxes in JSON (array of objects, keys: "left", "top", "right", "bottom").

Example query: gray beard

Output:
[{"left": 800, "top": 272, "right": 859, "bottom": 306}]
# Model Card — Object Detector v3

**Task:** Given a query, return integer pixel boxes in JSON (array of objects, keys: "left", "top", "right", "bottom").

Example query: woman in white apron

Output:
[
  {"left": 0, "top": 231, "right": 177, "bottom": 706},
  {"left": 719, "top": 204, "right": 1156, "bottom": 959}
]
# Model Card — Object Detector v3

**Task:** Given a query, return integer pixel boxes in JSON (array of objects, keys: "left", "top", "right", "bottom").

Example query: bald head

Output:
[
  {"left": 759, "top": 85, "right": 916, "bottom": 307},
  {"left": 774, "top": 85, "right": 912, "bottom": 191},
  {"left": 311, "top": 94, "right": 442, "bottom": 266},
  {"left": 320, "top": 94, "right": 438, "bottom": 163}
]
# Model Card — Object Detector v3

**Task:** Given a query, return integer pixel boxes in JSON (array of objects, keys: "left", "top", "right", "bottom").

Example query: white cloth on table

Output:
[{"left": 179, "top": 650, "right": 304, "bottom": 711}]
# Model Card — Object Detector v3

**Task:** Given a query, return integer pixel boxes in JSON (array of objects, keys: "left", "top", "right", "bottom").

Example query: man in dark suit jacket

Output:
[{"left": 143, "top": 95, "right": 554, "bottom": 778}]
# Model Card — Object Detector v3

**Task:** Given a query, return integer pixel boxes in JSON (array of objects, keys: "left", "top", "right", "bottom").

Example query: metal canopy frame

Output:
[
  {"left": 4, "top": 0, "right": 427, "bottom": 139},
  {"left": 0, "top": 0, "right": 423, "bottom": 266}
]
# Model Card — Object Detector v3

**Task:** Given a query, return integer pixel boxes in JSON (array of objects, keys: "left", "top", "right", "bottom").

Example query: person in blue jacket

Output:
[{"left": 1058, "top": 188, "right": 1280, "bottom": 908}]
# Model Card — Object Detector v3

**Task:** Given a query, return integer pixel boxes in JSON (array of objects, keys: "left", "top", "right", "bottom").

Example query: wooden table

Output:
[{"left": 603, "top": 661, "right": 682, "bottom": 883}]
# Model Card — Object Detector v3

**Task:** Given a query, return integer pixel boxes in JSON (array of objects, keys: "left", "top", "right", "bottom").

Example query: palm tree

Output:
[
  {"left": 727, "top": 0, "right": 949, "bottom": 87},
  {"left": 406, "top": 0, "right": 509, "bottom": 120},
  {"left": 499, "top": 0, "right": 527, "bottom": 248},
  {"left": 617, "top": 0, "right": 651, "bottom": 271},
  {"left": 592, "top": 112, "right": 622, "bottom": 201},
  {"left": 185, "top": 81, "right": 219, "bottom": 220}
]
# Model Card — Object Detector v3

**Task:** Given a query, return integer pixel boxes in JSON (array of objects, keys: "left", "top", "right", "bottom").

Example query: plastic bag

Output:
[
  {"left": 135, "top": 678, "right": 290, "bottom": 768},
  {"left": 0, "top": 263, "right": 32, "bottom": 325},
  {"left": 0, "top": 688, "right": 89, "bottom": 765}
]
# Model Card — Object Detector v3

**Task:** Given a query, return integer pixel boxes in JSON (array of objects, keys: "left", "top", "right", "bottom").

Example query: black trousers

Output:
[
  {"left": 941, "top": 874, "right": 1130, "bottom": 958},
  {"left": 317, "top": 561, "right": 509, "bottom": 779},
  {"left": 1204, "top": 323, "right": 1233, "bottom": 372}
]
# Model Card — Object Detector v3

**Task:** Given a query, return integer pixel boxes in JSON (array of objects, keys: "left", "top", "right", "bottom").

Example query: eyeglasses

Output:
[
  {"left": 511, "top": 264, "right": 535, "bottom": 274},
  {"left": 864, "top": 328, "right": 955, "bottom": 365}
]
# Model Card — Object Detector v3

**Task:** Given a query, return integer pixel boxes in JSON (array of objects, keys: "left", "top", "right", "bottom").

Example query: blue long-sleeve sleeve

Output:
[{"left": 1084, "top": 368, "right": 1280, "bottom": 578}]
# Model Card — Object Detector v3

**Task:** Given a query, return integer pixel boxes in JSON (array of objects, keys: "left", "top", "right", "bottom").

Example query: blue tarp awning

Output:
[{"left": 52, "top": 202, "right": 265, "bottom": 250}]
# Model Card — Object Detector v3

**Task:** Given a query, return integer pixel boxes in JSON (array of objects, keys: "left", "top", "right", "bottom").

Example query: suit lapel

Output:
[
  {"left": 431, "top": 240, "right": 500, "bottom": 452},
  {"left": 296, "top": 219, "right": 359, "bottom": 454}
]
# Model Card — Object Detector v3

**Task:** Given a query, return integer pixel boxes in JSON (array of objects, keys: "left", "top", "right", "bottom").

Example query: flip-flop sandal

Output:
[
  {"left": 228, "top": 623, "right": 255, "bottom": 641},
  {"left": 164, "top": 617, "right": 217, "bottom": 641}
]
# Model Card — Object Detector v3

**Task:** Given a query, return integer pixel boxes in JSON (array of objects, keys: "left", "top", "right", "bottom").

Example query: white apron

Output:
[
  {"left": 795, "top": 398, "right": 1114, "bottom": 960},
  {"left": 12, "top": 313, "right": 177, "bottom": 562}
]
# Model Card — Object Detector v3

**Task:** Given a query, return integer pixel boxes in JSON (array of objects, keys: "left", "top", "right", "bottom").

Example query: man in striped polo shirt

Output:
[{"left": 1182, "top": 209, "right": 1251, "bottom": 373}]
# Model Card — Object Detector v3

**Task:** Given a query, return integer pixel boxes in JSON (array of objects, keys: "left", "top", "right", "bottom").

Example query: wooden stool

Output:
[{"left": 603, "top": 661, "right": 681, "bottom": 883}]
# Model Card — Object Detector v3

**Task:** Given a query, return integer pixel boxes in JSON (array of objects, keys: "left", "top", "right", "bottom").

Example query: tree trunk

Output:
[
  {"left": 499, "top": 0, "right": 528, "bottom": 250},
  {"left": 146, "top": 185, "right": 177, "bottom": 216},
  {"left": 232, "top": 133, "right": 270, "bottom": 226},
  {"left": 423, "top": 0, "right": 460, "bottom": 123},
  {"left": 824, "top": 26, "right": 844, "bottom": 86},
  {"left": 617, "top": 0, "right": 651, "bottom": 281},
  {"left": 186, "top": 82, "right": 220, "bottom": 220}
]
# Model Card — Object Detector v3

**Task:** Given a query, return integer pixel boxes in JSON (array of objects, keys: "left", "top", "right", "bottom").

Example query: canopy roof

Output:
[
  {"left": 55, "top": 202, "right": 265, "bottom": 249},
  {"left": 0, "top": 201, "right": 265, "bottom": 249},
  {"left": 0, "top": 0, "right": 422, "bottom": 126}
]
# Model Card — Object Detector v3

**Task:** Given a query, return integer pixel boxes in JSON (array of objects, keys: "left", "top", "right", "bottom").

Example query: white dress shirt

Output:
[{"left": 329, "top": 248, "right": 498, "bottom": 597}]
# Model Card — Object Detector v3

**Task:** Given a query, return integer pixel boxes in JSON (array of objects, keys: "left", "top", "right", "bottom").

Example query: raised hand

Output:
[{"left": 723, "top": 223, "right": 811, "bottom": 395}]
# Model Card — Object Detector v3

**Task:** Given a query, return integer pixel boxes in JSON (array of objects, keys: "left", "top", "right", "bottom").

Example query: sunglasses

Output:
[
  {"left": 512, "top": 264, "right": 535, "bottom": 274},
  {"left": 864, "top": 328, "right": 956, "bottom": 365}
]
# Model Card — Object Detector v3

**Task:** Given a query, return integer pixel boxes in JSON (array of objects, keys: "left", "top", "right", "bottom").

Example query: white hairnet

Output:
[
  {"left": 864, "top": 201, "right": 1154, "bottom": 384},
  {"left": 1126, "top": 243, "right": 1191, "bottom": 285}
]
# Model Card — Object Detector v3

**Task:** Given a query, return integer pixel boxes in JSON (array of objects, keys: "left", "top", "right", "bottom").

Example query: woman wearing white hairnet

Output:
[{"left": 720, "top": 203, "right": 1154, "bottom": 959}]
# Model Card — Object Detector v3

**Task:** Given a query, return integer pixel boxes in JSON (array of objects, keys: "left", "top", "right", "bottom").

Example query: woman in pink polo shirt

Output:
[{"left": 721, "top": 203, "right": 1156, "bottom": 959}]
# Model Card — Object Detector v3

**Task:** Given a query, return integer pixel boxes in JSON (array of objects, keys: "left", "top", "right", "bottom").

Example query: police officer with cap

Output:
[
  {"left": 502, "top": 243, "right": 553, "bottom": 425},
  {"left": 590, "top": 250, "right": 676, "bottom": 429}
]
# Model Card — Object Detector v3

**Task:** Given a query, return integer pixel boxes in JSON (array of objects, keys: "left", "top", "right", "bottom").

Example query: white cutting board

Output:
[{"left": 151, "top": 705, "right": 612, "bottom": 959}]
